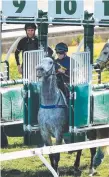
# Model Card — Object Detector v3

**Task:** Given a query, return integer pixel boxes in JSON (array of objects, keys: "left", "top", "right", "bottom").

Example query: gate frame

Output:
[{"left": 1, "top": 9, "right": 109, "bottom": 177}]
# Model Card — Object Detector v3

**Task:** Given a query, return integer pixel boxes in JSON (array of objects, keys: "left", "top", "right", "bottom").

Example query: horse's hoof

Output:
[
  {"left": 74, "top": 166, "right": 81, "bottom": 173},
  {"left": 89, "top": 168, "right": 97, "bottom": 176},
  {"left": 53, "top": 166, "right": 59, "bottom": 176},
  {"left": 57, "top": 169, "right": 60, "bottom": 176}
]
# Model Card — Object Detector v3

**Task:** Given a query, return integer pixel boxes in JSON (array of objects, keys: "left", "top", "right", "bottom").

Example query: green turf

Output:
[{"left": 1, "top": 137, "right": 109, "bottom": 177}]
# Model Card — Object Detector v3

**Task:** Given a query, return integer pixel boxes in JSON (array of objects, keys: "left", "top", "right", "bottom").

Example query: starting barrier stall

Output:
[
  {"left": 0, "top": 80, "right": 24, "bottom": 137},
  {"left": 0, "top": 59, "right": 24, "bottom": 138},
  {"left": 23, "top": 49, "right": 44, "bottom": 146}
]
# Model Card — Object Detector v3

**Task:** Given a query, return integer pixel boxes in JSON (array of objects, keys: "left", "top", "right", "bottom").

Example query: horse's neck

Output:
[{"left": 41, "top": 75, "right": 58, "bottom": 105}]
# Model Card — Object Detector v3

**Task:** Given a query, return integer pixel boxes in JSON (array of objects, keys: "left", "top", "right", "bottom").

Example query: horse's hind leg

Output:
[
  {"left": 74, "top": 150, "right": 82, "bottom": 170},
  {"left": 89, "top": 148, "right": 96, "bottom": 175}
]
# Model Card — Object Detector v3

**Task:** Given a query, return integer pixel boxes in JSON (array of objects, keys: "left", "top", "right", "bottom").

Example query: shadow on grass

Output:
[
  {"left": 3, "top": 143, "right": 37, "bottom": 149},
  {"left": 1, "top": 169, "right": 54, "bottom": 177},
  {"left": 1, "top": 165, "right": 89, "bottom": 177}
]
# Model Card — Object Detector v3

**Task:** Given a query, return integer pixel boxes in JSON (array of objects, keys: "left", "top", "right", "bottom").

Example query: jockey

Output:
[
  {"left": 15, "top": 23, "right": 38, "bottom": 75},
  {"left": 55, "top": 42, "right": 70, "bottom": 102}
]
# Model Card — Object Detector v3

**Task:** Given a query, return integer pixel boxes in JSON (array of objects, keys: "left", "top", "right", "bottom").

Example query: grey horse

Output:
[
  {"left": 92, "top": 41, "right": 109, "bottom": 174},
  {"left": 36, "top": 57, "right": 68, "bottom": 173},
  {"left": 94, "top": 41, "right": 109, "bottom": 71},
  {"left": 36, "top": 56, "right": 107, "bottom": 176},
  {"left": 36, "top": 57, "right": 82, "bottom": 174}
]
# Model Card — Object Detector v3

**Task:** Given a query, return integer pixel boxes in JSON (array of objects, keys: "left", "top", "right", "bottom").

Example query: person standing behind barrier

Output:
[
  {"left": 15, "top": 23, "right": 38, "bottom": 75},
  {"left": 55, "top": 42, "right": 70, "bottom": 101}
]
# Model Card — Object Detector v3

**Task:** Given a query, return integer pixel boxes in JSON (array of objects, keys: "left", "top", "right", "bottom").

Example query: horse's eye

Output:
[
  {"left": 104, "top": 52, "right": 108, "bottom": 55},
  {"left": 50, "top": 61, "right": 52, "bottom": 64}
]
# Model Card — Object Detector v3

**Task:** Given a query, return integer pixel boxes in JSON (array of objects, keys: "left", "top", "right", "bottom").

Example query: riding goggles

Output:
[{"left": 56, "top": 51, "right": 65, "bottom": 54}]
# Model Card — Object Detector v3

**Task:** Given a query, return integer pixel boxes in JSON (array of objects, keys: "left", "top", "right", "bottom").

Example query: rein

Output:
[{"left": 97, "top": 57, "right": 109, "bottom": 69}]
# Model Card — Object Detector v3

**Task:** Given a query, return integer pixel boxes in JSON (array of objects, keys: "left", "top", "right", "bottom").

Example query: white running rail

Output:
[{"left": 1, "top": 138, "right": 109, "bottom": 162}]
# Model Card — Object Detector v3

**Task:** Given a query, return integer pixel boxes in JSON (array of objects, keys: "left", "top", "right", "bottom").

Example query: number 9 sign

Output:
[{"left": 2, "top": 0, "right": 38, "bottom": 18}]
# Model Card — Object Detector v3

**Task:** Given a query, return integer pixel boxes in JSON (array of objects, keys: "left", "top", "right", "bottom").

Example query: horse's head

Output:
[
  {"left": 36, "top": 57, "right": 55, "bottom": 78},
  {"left": 94, "top": 42, "right": 109, "bottom": 71}
]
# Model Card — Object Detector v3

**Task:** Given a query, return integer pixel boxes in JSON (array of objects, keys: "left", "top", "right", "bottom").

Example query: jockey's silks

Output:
[{"left": 55, "top": 55, "right": 70, "bottom": 76}]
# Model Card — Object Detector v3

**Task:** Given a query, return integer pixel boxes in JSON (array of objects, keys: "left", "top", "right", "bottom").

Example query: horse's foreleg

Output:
[
  {"left": 43, "top": 136, "right": 55, "bottom": 169},
  {"left": 51, "top": 136, "right": 63, "bottom": 174},
  {"left": 53, "top": 153, "right": 60, "bottom": 173},
  {"left": 74, "top": 150, "right": 82, "bottom": 170},
  {"left": 49, "top": 154, "right": 55, "bottom": 168}
]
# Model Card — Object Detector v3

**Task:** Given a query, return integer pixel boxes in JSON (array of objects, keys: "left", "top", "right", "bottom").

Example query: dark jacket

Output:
[
  {"left": 15, "top": 37, "right": 38, "bottom": 66},
  {"left": 55, "top": 55, "right": 70, "bottom": 83},
  {"left": 55, "top": 55, "right": 70, "bottom": 98}
]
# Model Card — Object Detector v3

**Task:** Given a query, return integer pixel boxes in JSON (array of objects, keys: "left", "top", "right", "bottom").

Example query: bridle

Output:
[{"left": 97, "top": 56, "right": 109, "bottom": 69}]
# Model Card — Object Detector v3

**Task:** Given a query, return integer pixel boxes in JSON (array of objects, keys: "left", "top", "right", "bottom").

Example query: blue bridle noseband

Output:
[{"left": 40, "top": 104, "right": 66, "bottom": 109}]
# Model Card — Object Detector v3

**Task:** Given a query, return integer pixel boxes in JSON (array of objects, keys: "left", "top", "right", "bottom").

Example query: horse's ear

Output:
[
  {"left": 51, "top": 56, "right": 55, "bottom": 62},
  {"left": 102, "top": 43, "right": 109, "bottom": 51}
]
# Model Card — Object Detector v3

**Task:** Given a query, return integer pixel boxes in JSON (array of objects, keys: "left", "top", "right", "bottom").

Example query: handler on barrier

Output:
[{"left": 15, "top": 23, "right": 38, "bottom": 75}]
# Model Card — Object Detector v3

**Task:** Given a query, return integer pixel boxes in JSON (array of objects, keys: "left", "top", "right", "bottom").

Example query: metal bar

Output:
[
  {"left": 23, "top": 50, "right": 44, "bottom": 83},
  {"left": 1, "top": 60, "right": 9, "bottom": 80},
  {"left": 1, "top": 138, "right": 109, "bottom": 162},
  {"left": 70, "top": 51, "right": 90, "bottom": 85},
  {"left": 0, "top": 79, "right": 23, "bottom": 87},
  {"left": 1, "top": 18, "right": 109, "bottom": 27},
  {"left": 92, "top": 83, "right": 109, "bottom": 90},
  {"left": 72, "top": 124, "right": 109, "bottom": 133},
  {"left": 0, "top": 11, "right": 2, "bottom": 67}
]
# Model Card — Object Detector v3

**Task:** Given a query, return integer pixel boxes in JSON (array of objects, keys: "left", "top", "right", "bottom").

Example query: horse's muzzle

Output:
[
  {"left": 36, "top": 67, "right": 44, "bottom": 78},
  {"left": 93, "top": 63, "right": 100, "bottom": 70}
]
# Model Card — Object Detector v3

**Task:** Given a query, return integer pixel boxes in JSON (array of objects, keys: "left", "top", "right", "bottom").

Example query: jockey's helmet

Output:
[
  {"left": 55, "top": 42, "right": 68, "bottom": 54},
  {"left": 25, "top": 23, "right": 36, "bottom": 31}
]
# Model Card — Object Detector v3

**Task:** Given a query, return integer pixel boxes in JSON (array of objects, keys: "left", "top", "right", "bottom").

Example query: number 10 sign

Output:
[
  {"left": 48, "top": 0, "right": 84, "bottom": 19},
  {"left": 2, "top": 0, "right": 38, "bottom": 18}
]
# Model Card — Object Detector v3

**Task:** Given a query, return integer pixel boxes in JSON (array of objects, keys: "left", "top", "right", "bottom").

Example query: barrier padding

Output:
[
  {"left": 74, "top": 84, "right": 90, "bottom": 127},
  {"left": 0, "top": 86, "right": 23, "bottom": 121},
  {"left": 92, "top": 89, "right": 109, "bottom": 124}
]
